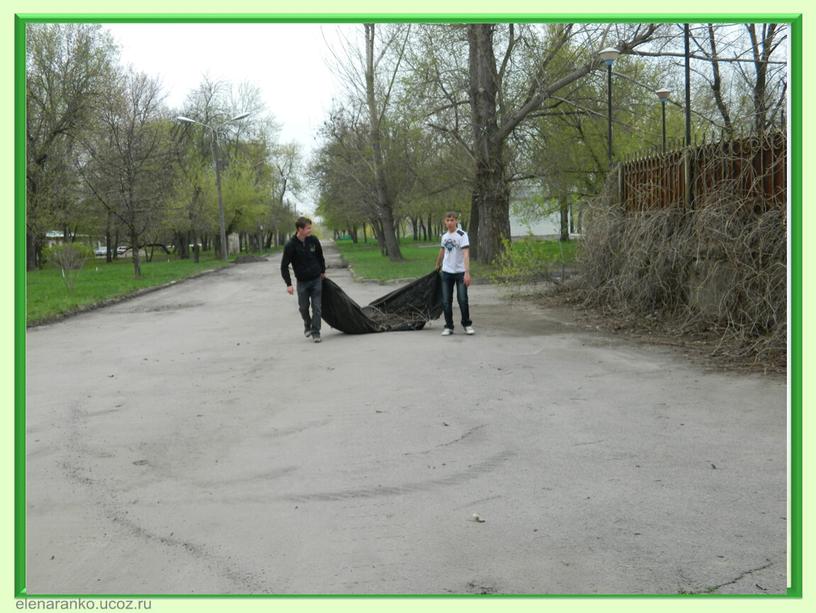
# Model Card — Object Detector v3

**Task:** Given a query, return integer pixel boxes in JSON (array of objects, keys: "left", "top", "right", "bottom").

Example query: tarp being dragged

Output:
[{"left": 321, "top": 270, "right": 443, "bottom": 334}]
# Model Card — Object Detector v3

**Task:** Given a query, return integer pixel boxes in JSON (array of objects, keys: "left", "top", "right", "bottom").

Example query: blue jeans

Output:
[
  {"left": 441, "top": 271, "right": 471, "bottom": 330},
  {"left": 297, "top": 277, "right": 322, "bottom": 336}
]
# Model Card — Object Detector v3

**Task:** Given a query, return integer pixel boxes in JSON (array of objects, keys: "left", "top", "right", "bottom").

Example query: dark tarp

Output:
[{"left": 321, "top": 270, "right": 443, "bottom": 334}]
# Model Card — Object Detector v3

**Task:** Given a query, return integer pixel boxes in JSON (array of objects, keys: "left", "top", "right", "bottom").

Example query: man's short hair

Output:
[
  {"left": 295, "top": 216, "right": 312, "bottom": 230},
  {"left": 444, "top": 211, "right": 459, "bottom": 219}
]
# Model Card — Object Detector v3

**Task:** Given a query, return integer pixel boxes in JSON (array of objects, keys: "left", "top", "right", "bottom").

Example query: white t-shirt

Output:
[{"left": 440, "top": 229, "right": 470, "bottom": 273}]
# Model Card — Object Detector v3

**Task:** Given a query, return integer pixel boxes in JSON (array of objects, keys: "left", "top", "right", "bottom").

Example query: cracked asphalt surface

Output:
[{"left": 25, "top": 241, "right": 788, "bottom": 595}]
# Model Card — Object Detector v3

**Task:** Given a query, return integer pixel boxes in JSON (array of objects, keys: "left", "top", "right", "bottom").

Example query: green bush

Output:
[{"left": 490, "top": 237, "right": 576, "bottom": 287}]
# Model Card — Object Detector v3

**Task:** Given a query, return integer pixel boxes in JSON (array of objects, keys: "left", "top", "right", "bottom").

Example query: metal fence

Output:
[{"left": 616, "top": 130, "right": 786, "bottom": 212}]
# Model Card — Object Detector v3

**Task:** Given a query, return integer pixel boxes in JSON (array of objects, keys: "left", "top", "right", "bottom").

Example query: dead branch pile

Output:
[{"left": 571, "top": 161, "right": 787, "bottom": 367}]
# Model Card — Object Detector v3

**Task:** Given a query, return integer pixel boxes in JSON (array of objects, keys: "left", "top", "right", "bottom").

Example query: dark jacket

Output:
[{"left": 281, "top": 235, "right": 326, "bottom": 286}]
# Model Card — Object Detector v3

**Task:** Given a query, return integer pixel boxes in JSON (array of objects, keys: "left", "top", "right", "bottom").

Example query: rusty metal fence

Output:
[{"left": 616, "top": 130, "right": 786, "bottom": 211}]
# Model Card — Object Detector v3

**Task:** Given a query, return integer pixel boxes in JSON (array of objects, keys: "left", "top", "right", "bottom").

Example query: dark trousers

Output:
[
  {"left": 297, "top": 276, "right": 322, "bottom": 336},
  {"left": 441, "top": 271, "right": 472, "bottom": 330}
]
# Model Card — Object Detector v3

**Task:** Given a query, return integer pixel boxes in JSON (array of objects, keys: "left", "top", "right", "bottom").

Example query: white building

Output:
[{"left": 508, "top": 184, "right": 582, "bottom": 239}]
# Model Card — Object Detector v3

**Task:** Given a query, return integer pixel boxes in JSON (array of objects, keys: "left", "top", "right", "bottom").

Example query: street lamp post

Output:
[
  {"left": 656, "top": 88, "right": 671, "bottom": 153},
  {"left": 176, "top": 113, "right": 250, "bottom": 261},
  {"left": 599, "top": 47, "right": 620, "bottom": 167},
  {"left": 683, "top": 24, "right": 692, "bottom": 148}
]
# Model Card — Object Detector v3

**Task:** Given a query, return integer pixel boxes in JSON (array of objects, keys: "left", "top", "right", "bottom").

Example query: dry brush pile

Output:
[{"left": 569, "top": 153, "right": 787, "bottom": 368}]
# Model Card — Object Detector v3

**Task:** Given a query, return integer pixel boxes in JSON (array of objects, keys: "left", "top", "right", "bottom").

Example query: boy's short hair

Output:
[
  {"left": 295, "top": 216, "right": 312, "bottom": 230},
  {"left": 444, "top": 211, "right": 459, "bottom": 219}
]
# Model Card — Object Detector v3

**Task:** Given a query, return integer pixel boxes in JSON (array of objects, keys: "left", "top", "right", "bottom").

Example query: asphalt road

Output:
[{"left": 25, "top": 241, "right": 788, "bottom": 595}]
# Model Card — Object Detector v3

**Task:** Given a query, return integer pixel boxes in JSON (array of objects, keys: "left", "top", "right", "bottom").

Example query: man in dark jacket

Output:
[{"left": 281, "top": 217, "right": 326, "bottom": 343}]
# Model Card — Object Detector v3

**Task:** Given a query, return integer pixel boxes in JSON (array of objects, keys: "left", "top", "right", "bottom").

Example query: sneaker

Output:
[
  {"left": 441, "top": 328, "right": 453, "bottom": 336},
  {"left": 313, "top": 335, "right": 322, "bottom": 343},
  {"left": 464, "top": 326, "right": 475, "bottom": 335},
  {"left": 304, "top": 329, "right": 312, "bottom": 338}
]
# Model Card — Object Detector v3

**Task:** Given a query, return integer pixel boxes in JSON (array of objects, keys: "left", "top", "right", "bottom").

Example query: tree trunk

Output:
[
  {"left": 130, "top": 229, "right": 142, "bottom": 278},
  {"left": 372, "top": 219, "right": 386, "bottom": 255},
  {"left": 473, "top": 161, "right": 510, "bottom": 262},
  {"left": 105, "top": 212, "right": 113, "bottom": 262},
  {"left": 177, "top": 231, "right": 189, "bottom": 259},
  {"left": 26, "top": 231, "right": 38, "bottom": 271},
  {"left": 559, "top": 192, "right": 570, "bottom": 241},
  {"left": 707, "top": 25, "right": 735, "bottom": 139},
  {"left": 362, "top": 224, "right": 367, "bottom": 244},
  {"left": 468, "top": 24, "right": 512, "bottom": 263},
  {"left": 748, "top": 24, "right": 777, "bottom": 134},
  {"left": 113, "top": 229, "right": 120, "bottom": 260},
  {"left": 364, "top": 24, "right": 403, "bottom": 262},
  {"left": 469, "top": 191, "right": 480, "bottom": 260}
]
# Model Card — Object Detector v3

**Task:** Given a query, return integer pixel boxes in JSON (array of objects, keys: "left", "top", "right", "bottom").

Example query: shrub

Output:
[
  {"left": 490, "top": 236, "right": 575, "bottom": 289},
  {"left": 43, "top": 243, "right": 94, "bottom": 291}
]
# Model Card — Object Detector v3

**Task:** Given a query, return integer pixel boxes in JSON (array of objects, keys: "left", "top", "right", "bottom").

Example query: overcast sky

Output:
[{"left": 104, "top": 23, "right": 359, "bottom": 214}]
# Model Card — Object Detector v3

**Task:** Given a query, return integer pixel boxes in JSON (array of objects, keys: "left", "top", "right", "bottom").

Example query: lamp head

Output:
[{"left": 599, "top": 47, "right": 620, "bottom": 66}]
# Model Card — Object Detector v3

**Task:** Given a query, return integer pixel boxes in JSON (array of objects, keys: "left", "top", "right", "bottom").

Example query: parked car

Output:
[{"left": 94, "top": 245, "right": 130, "bottom": 257}]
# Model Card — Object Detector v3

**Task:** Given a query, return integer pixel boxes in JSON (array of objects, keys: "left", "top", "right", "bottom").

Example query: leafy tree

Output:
[
  {"left": 26, "top": 23, "right": 117, "bottom": 269},
  {"left": 414, "top": 23, "right": 658, "bottom": 262}
]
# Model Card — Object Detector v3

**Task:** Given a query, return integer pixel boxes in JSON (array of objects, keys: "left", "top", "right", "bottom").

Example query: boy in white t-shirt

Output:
[{"left": 434, "top": 211, "right": 474, "bottom": 336}]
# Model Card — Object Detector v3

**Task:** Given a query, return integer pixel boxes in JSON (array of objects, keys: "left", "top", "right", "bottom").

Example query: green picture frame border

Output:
[{"left": 14, "top": 12, "right": 803, "bottom": 600}]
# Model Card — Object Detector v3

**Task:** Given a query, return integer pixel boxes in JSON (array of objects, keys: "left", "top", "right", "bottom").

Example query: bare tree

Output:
[
  {"left": 325, "top": 24, "right": 412, "bottom": 260},
  {"left": 641, "top": 23, "right": 787, "bottom": 136},
  {"left": 745, "top": 23, "right": 786, "bottom": 133},
  {"left": 363, "top": 24, "right": 412, "bottom": 261},
  {"left": 78, "top": 68, "right": 174, "bottom": 278}
]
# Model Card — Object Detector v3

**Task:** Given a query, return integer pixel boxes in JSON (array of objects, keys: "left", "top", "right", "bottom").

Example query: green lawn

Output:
[
  {"left": 334, "top": 237, "right": 578, "bottom": 281},
  {"left": 334, "top": 239, "right": 491, "bottom": 281},
  {"left": 26, "top": 250, "right": 278, "bottom": 325}
]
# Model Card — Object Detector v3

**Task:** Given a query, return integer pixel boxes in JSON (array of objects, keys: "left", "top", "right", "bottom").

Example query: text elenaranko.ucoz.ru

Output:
[{"left": 16, "top": 599, "right": 152, "bottom": 610}]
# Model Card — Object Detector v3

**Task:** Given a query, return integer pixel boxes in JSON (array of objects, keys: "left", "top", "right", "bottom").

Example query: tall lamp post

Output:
[
  {"left": 656, "top": 88, "right": 671, "bottom": 153},
  {"left": 177, "top": 113, "right": 250, "bottom": 261},
  {"left": 599, "top": 47, "right": 620, "bottom": 167},
  {"left": 683, "top": 24, "right": 692, "bottom": 147}
]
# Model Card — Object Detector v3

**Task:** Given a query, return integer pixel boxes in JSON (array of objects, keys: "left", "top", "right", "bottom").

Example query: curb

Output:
[{"left": 27, "top": 263, "right": 236, "bottom": 329}]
